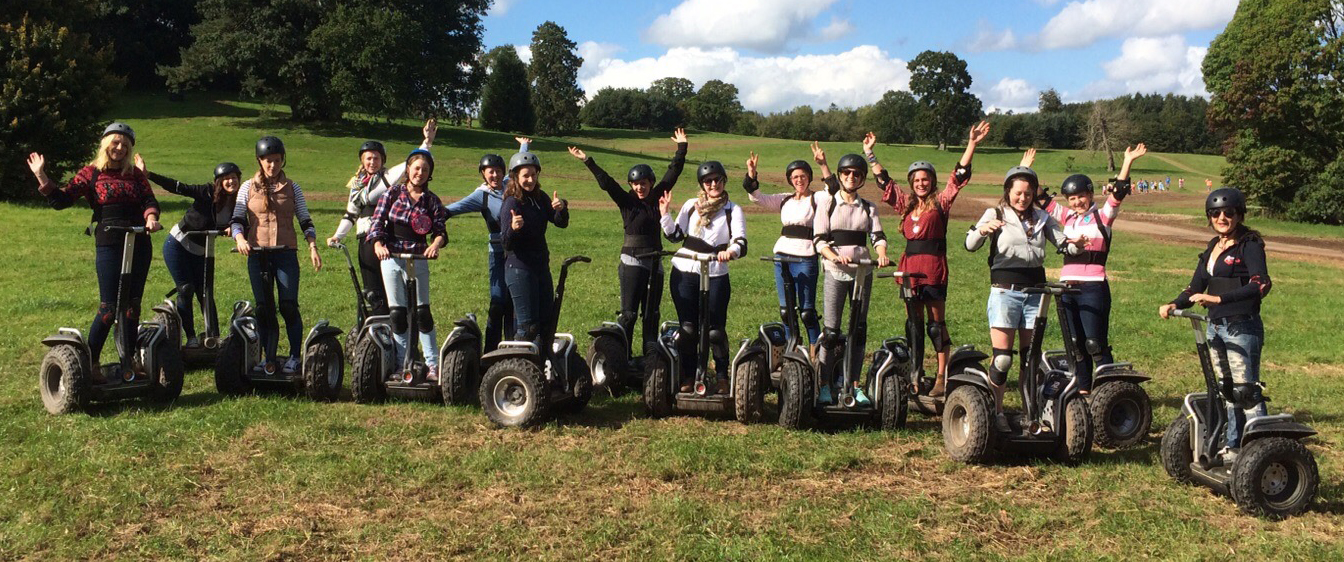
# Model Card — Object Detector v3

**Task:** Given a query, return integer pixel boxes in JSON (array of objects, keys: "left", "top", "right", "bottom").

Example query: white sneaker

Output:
[
  {"left": 1218, "top": 446, "right": 1239, "bottom": 465},
  {"left": 281, "top": 356, "right": 300, "bottom": 374}
]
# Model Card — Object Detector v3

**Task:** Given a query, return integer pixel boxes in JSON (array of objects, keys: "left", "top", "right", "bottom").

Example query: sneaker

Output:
[
  {"left": 818, "top": 384, "right": 834, "bottom": 405},
  {"left": 185, "top": 336, "right": 202, "bottom": 349},
  {"left": 1217, "top": 446, "right": 1239, "bottom": 465},
  {"left": 281, "top": 356, "right": 300, "bottom": 374},
  {"left": 426, "top": 366, "right": 439, "bottom": 383},
  {"left": 716, "top": 376, "right": 730, "bottom": 394},
  {"left": 679, "top": 379, "right": 693, "bottom": 393},
  {"left": 252, "top": 362, "right": 269, "bottom": 374},
  {"left": 853, "top": 386, "right": 871, "bottom": 406},
  {"left": 994, "top": 413, "right": 1013, "bottom": 433}
]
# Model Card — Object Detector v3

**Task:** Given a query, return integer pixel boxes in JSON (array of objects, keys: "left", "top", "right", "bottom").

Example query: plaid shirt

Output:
[{"left": 367, "top": 184, "right": 448, "bottom": 255}]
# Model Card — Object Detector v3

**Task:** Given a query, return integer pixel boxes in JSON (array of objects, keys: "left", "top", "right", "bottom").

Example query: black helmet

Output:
[
  {"left": 214, "top": 162, "right": 241, "bottom": 181},
  {"left": 785, "top": 160, "right": 813, "bottom": 181},
  {"left": 358, "top": 140, "right": 386, "bottom": 161},
  {"left": 1003, "top": 166, "right": 1039, "bottom": 190},
  {"left": 101, "top": 122, "right": 135, "bottom": 145},
  {"left": 1060, "top": 174, "right": 1094, "bottom": 195},
  {"left": 256, "top": 136, "right": 285, "bottom": 159},
  {"left": 696, "top": 161, "right": 727, "bottom": 184},
  {"left": 479, "top": 153, "right": 505, "bottom": 172},
  {"left": 628, "top": 164, "right": 655, "bottom": 184},
  {"left": 406, "top": 148, "right": 434, "bottom": 179},
  {"left": 509, "top": 152, "right": 541, "bottom": 173},
  {"left": 907, "top": 160, "right": 936, "bottom": 184},
  {"left": 1206, "top": 187, "right": 1246, "bottom": 215},
  {"left": 837, "top": 153, "right": 867, "bottom": 177}
]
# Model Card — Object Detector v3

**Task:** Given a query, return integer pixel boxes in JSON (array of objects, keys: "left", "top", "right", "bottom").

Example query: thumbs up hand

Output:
[
  {"left": 510, "top": 209, "right": 523, "bottom": 230},
  {"left": 551, "top": 190, "right": 565, "bottom": 211}
]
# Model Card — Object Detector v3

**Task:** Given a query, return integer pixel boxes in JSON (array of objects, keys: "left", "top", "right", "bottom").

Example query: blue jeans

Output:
[
  {"left": 1060, "top": 280, "right": 1113, "bottom": 389},
  {"left": 92, "top": 239, "right": 153, "bottom": 364},
  {"left": 505, "top": 262, "right": 553, "bottom": 348},
  {"left": 1208, "top": 315, "right": 1267, "bottom": 448},
  {"left": 485, "top": 250, "right": 514, "bottom": 352},
  {"left": 246, "top": 250, "right": 302, "bottom": 362},
  {"left": 162, "top": 236, "right": 214, "bottom": 339},
  {"left": 380, "top": 257, "right": 438, "bottom": 368},
  {"left": 774, "top": 254, "right": 820, "bottom": 344}
]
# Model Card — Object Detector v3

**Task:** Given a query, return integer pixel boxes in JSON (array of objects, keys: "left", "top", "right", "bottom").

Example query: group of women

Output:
[{"left": 29, "top": 119, "right": 1272, "bottom": 460}]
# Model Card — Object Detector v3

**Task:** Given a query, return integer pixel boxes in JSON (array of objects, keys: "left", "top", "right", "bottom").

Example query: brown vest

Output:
[{"left": 245, "top": 180, "right": 298, "bottom": 248}]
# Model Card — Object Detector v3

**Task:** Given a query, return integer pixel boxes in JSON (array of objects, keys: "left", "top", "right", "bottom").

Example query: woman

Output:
[
  {"left": 446, "top": 138, "right": 531, "bottom": 352},
  {"left": 1033, "top": 144, "right": 1146, "bottom": 392},
  {"left": 327, "top": 119, "right": 436, "bottom": 319},
  {"left": 659, "top": 161, "right": 746, "bottom": 393},
  {"left": 567, "top": 128, "right": 688, "bottom": 356},
  {"left": 964, "top": 166, "right": 1081, "bottom": 431},
  {"left": 741, "top": 150, "right": 822, "bottom": 351},
  {"left": 27, "top": 122, "right": 161, "bottom": 381},
  {"left": 1160, "top": 188, "right": 1270, "bottom": 462},
  {"left": 813, "top": 146, "right": 890, "bottom": 405},
  {"left": 499, "top": 152, "right": 569, "bottom": 348},
  {"left": 230, "top": 136, "right": 322, "bottom": 375},
  {"left": 138, "top": 156, "right": 241, "bottom": 348},
  {"left": 367, "top": 149, "right": 448, "bottom": 380},
  {"left": 869, "top": 121, "right": 990, "bottom": 397}
]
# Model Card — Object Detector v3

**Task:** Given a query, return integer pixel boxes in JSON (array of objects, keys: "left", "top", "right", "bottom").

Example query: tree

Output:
[
  {"left": 479, "top": 45, "right": 534, "bottom": 134},
  {"left": 1084, "top": 100, "right": 1133, "bottom": 172},
  {"left": 581, "top": 87, "right": 649, "bottom": 129},
  {"left": 1, "top": 13, "right": 119, "bottom": 200},
  {"left": 91, "top": 0, "right": 199, "bottom": 89},
  {"left": 685, "top": 79, "right": 742, "bottom": 133},
  {"left": 649, "top": 77, "right": 695, "bottom": 101},
  {"left": 867, "top": 90, "right": 919, "bottom": 144},
  {"left": 907, "top": 50, "right": 983, "bottom": 150},
  {"left": 528, "top": 21, "right": 583, "bottom": 135},
  {"left": 1038, "top": 88, "right": 1064, "bottom": 113}
]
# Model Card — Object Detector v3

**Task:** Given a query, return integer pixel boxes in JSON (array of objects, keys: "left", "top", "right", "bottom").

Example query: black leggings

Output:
[
  {"left": 617, "top": 260, "right": 663, "bottom": 353},
  {"left": 358, "top": 236, "right": 389, "bottom": 315},
  {"left": 92, "top": 240, "right": 153, "bottom": 364},
  {"left": 670, "top": 269, "right": 730, "bottom": 380}
]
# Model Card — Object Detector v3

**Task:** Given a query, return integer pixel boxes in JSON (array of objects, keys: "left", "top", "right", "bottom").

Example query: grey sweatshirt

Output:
[{"left": 965, "top": 205, "right": 1079, "bottom": 285}]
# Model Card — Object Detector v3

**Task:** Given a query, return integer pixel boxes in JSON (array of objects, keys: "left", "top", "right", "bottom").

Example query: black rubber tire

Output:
[
  {"left": 879, "top": 372, "right": 907, "bottom": 431},
  {"left": 480, "top": 358, "right": 549, "bottom": 428},
  {"left": 1090, "top": 380, "right": 1152, "bottom": 449},
  {"left": 214, "top": 335, "right": 254, "bottom": 396},
  {"left": 39, "top": 344, "right": 90, "bottom": 415},
  {"left": 587, "top": 334, "right": 627, "bottom": 396},
  {"left": 153, "top": 309, "right": 182, "bottom": 352},
  {"left": 777, "top": 361, "right": 813, "bottom": 430},
  {"left": 349, "top": 334, "right": 387, "bottom": 404},
  {"left": 1159, "top": 414, "right": 1195, "bottom": 484},
  {"left": 147, "top": 340, "right": 185, "bottom": 404},
  {"left": 1052, "top": 395, "right": 1094, "bottom": 464},
  {"left": 642, "top": 353, "right": 673, "bottom": 419},
  {"left": 440, "top": 342, "right": 480, "bottom": 406},
  {"left": 1231, "top": 437, "right": 1319, "bottom": 519},
  {"left": 344, "top": 328, "right": 361, "bottom": 366},
  {"left": 733, "top": 356, "right": 766, "bottom": 424},
  {"left": 943, "top": 385, "right": 994, "bottom": 464},
  {"left": 302, "top": 336, "right": 344, "bottom": 402},
  {"left": 559, "top": 351, "right": 593, "bottom": 416}
]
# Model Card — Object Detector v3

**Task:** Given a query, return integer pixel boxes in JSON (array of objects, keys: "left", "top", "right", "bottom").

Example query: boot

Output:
[{"left": 928, "top": 372, "right": 946, "bottom": 397}]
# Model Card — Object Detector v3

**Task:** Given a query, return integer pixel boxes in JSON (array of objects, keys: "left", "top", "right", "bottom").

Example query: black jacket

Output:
[
  {"left": 584, "top": 142, "right": 687, "bottom": 255},
  {"left": 500, "top": 190, "right": 570, "bottom": 270},
  {"left": 1171, "top": 229, "right": 1272, "bottom": 320},
  {"left": 147, "top": 172, "right": 233, "bottom": 236}
]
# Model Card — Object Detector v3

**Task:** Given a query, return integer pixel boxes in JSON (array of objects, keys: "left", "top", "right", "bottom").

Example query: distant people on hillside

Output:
[
  {"left": 1178, "top": 178, "right": 1185, "bottom": 190},
  {"left": 1205, "top": 178, "right": 1213, "bottom": 192}
]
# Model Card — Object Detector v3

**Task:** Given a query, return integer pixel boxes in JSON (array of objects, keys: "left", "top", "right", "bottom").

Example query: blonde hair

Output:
[{"left": 91, "top": 134, "right": 133, "bottom": 174}]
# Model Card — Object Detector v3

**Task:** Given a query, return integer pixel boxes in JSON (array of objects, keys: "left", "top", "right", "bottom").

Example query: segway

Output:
[
  {"left": 328, "top": 240, "right": 374, "bottom": 364},
  {"left": 804, "top": 260, "right": 908, "bottom": 430},
  {"left": 349, "top": 253, "right": 457, "bottom": 404},
  {"left": 39, "top": 226, "right": 184, "bottom": 414},
  {"left": 213, "top": 245, "right": 344, "bottom": 401},
  {"left": 1037, "top": 291, "right": 1152, "bottom": 448},
  {"left": 1159, "top": 309, "right": 1318, "bottom": 518},
  {"left": 884, "top": 272, "right": 990, "bottom": 418},
  {"left": 478, "top": 255, "right": 593, "bottom": 428},
  {"left": 586, "top": 250, "right": 667, "bottom": 396},
  {"left": 152, "top": 228, "right": 227, "bottom": 366},
  {"left": 942, "top": 283, "right": 1093, "bottom": 464},
  {"left": 731, "top": 255, "right": 816, "bottom": 429},
  {"left": 643, "top": 250, "right": 765, "bottom": 423}
]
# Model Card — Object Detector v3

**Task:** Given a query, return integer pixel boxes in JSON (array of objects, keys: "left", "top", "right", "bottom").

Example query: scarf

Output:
[{"left": 692, "top": 188, "right": 728, "bottom": 236}]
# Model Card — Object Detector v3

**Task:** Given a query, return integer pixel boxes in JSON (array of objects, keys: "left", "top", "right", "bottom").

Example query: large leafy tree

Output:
[
  {"left": 649, "top": 77, "right": 695, "bottom": 101},
  {"left": 907, "top": 50, "right": 983, "bottom": 150},
  {"left": 91, "top": 0, "right": 199, "bottom": 88},
  {"left": 685, "top": 79, "right": 742, "bottom": 133},
  {"left": 479, "top": 45, "right": 534, "bottom": 134},
  {"left": 528, "top": 21, "right": 583, "bottom": 135},
  {"left": 867, "top": 90, "right": 919, "bottom": 144}
]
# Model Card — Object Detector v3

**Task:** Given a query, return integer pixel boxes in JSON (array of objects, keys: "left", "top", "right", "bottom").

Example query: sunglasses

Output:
[
  {"left": 1206, "top": 208, "right": 1241, "bottom": 219},
  {"left": 839, "top": 169, "right": 864, "bottom": 177}
]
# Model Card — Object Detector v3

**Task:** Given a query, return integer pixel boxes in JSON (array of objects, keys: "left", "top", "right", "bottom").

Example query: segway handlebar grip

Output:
[
  {"left": 327, "top": 240, "right": 346, "bottom": 250},
  {"left": 104, "top": 225, "right": 147, "bottom": 234},
  {"left": 392, "top": 253, "right": 433, "bottom": 260},
  {"left": 181, "top": 228, "right": 228, "bottom": 237},
  {"left": 874, "top": 271, "right": 926, "bottom": 280},
  {"left": 562, "top": 255, "right": 591, "bottom": 267},
  {"left": 1170, "top": 309, "right": 1208, "bottom": 323},
  {"left": 761, "top": 255, "right": 807, "bottom": 264},
  {"left": 672, "top": 249, "right": 730, "bottom": 263}
]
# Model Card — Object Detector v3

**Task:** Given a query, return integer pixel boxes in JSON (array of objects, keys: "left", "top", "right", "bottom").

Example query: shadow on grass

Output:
[
  {"left": 113, "top": 92, "right": 262, "bottom": 120},
  {"left": 84, "top": 388, "right": 225, "bottom": 417},
  {"left": 552, "top": 395, "right": 644, "bottom": 430}
]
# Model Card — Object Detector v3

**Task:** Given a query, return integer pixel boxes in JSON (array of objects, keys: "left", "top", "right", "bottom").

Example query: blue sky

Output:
[{"left": 481, "top": 0, "right": 1235, "bottom": 114}]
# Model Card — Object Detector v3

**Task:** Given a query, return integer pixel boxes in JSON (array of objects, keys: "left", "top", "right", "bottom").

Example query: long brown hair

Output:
[
  {"left": 999, "top": 179, "right": 1039, "bottom": 229},
  {"left": 505, "top": 167, "right": 542, "bottom": 201}
]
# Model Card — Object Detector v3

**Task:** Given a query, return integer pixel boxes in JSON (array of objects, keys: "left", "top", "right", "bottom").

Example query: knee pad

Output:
[
  {"left": 989, "top": 348, "right": 1013, "bottom": 386},
  {"left": 97, "top": 301, "right": 116, "bottom": 325},
  {"left": 819, "top": 327, "right": 841, "bottom": 347},
  {"left": 778, "top": 306, "right": 792, "bottom": 325},
  {"left": 676, "top": 322, "right": 697, "bottom": 343},
  {"left": 708, "top": 328, "right": 727, "bottom": 347},
  {"left": 365, "top": 290, "right": 388, "bottom": 314},
  {"left": 1232, "top": 382, "right": 1265, "bottom": 410},
  {"left": 1084, "top": 338, "right": 1110, "bottom": 362},
  {"left": 799, "top": 308, "right": 818, "bottom": 327},
  {"left": 926, "top": 321, "right": 950, "bottom": 351},
  {"left": 122, "top": 299, "right": 142, "bottom": 320},
  {"left": 278, "top": 299, "right": 300, "bottom": 320},
  {"left": 390, "top": 306, "right": 409, "bottom": 334},
  {"left": 617, "top": 310, "right": 639, "bottom": 331},
  {"left": 416, "top": 305, "right": 434, "bottom": 333},
  {"left": 177, "top": 283, "right": 196, "bottom": 304}
]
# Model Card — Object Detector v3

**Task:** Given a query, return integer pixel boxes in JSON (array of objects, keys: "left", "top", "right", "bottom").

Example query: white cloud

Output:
[
  {"left": 491, "top": 0, "right": 517, "bottom": 16},
  {"left": 978, "top": 77, "right": 1039, "bottom": 114},
  {"left": 817, "top": 17, "right": 855, "bottom": 42},
  {"left": 514, "top": 45, "right": 531, "bottom": 65},
  {"left": 1084, "top": 35, "right": 1209, "bottom": 97},
  {"left": 1037, "top": 0, "right": 1237, "bottom": 50},
  {"left": 578, "top": 45, "right": 911, "bottom": 114},
  {"left": 967, "top": 20, "right": 1018, "bottom": 52},
  {"left": 644, "top": 0, "right": 843, "bottom": 53},
  {"left": 576, "top": 41, "right": 623, "bottom": 77}
]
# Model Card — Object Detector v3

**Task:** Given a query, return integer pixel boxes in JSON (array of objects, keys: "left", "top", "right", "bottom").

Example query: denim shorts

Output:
[{"left": 986, "top": 287, "right": 1042, "bottom": 329}]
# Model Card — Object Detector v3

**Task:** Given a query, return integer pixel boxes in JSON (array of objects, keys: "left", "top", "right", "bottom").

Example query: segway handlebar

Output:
[
  {"left": 672, "top": 249, "right": 733, "bottom": 263},
  {"left": 1170, "top": 308, "right": 1209, "bottom": 323},
  {"left": 837, "top": 257, "right": 889, "bottom": 268},
  {"left": 562, "top": 255, "right": 592, "bottom": 267},
  {"left": 874, "top": 271, "right": 927, "bottom": 280},
  {"left": 179, "top": 228, "right": 228, "bottom": 237},
  {"left": 327, "top": 240, "right": 348, "bottom": 250},
  {"left": 104, "top": 225, "right": 148, "bottom": 234},
  {"left": 761, "top": 255, "right": 807, "bottom": 264},
  {"left": 392, "top": 253, "right": 435, "bottom": 261},
  {"left": 231, "top": 245, "right": 292, "bottom": 254},
  {"left": 1022, "top": 283, "right": 1081, "bottom": 296},
  {"left": 635, "top": 250, "right": 677, "bottom": 260}
]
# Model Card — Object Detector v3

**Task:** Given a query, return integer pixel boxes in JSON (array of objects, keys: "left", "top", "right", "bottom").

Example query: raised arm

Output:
[
  {"left": 742, "top": 151, "right": 789, "bottom": 210},
  {"left": 652, "top": 128, "right": 689, "bottom": 199}
]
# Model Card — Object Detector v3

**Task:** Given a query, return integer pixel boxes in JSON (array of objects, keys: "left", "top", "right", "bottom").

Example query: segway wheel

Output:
[
  {"left": 879, "top": 371, "right": 908, "bottom": 431},
  {"left": 559, "top": 352, "right": 593, "bottom": 415},
  {"left": 733, "top": 356, "right": 766, "bottom": 424},
  {"left": 480, "top": 358, "right": 548, "bottom": 428},
  {"left": 153, "top": 309, "right": 181, "bottom": 351},
  {"left": 349, "top": 334, "right": 387, "bottom": 404},
  {"left": 1159, "top": 414, "right": 1195, "bottom": 484},
  {"left": 440, "top": 341, "right": 480, "bottom": 406},
  {"left": 1231, "top": 437, "right": 1319, "bottom": 519},
  {"left": 1052, "top": 395, "right": 1094, "bottom": 464},
  {"left": 943, "top": 385, "right": 994, "bottom": 464},
  {"left": 642, "top": 354, "right": 673, "bottom": 419},
  {"left": 214, "top": 336, "right": 254, "bottom": 396},
  {"left": 147, "top": 340, "right": 185, "bottom": 404},
  {"left": 344, "top": 328, "right": 361, "bottom": 366},
  {"left": 587, "top": 334, "right": 628, "bottom": 396},
  {"left": 39, "top": 344, "right": 90, "bottom": 415},
  {"left": 777, "top": 361, "right": 813, "bottom": 430},
  {"left": 302, "top": 336, "right": 344, "bottom": 402},
  {"left": 1089, "top": 380, "right": 1151, "bottom": 449}
]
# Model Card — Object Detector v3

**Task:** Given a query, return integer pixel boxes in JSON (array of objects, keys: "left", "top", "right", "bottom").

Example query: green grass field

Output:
[{"left": 1, "top": 93, "right": 1341, "bottom": 559}]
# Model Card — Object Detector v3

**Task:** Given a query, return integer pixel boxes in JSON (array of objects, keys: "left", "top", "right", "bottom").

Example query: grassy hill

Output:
[{"left": 0, "top": 92, "right": 1340, "bottom": 559}]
